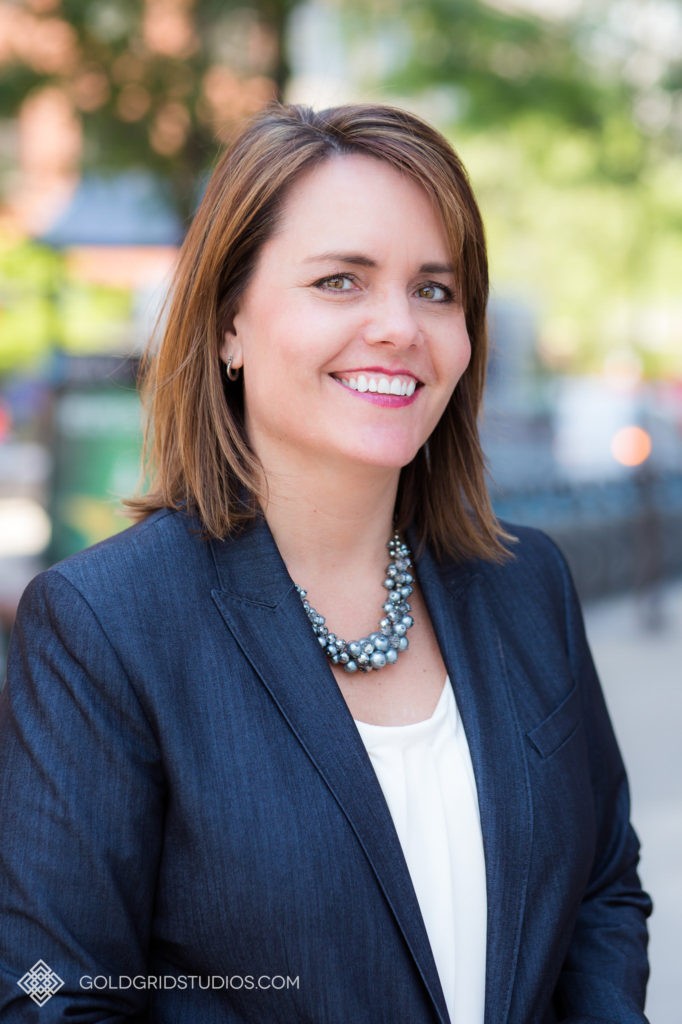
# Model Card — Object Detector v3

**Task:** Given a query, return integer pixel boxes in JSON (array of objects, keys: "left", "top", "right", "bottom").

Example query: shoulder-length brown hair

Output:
[{"left": 127, "top": 102, "right": 511, "bottom": 562}]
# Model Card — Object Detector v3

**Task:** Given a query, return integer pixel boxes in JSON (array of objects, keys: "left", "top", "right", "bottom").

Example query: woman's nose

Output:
[{"left": 362, "top": 290, "right": 421, "bottom": 349}]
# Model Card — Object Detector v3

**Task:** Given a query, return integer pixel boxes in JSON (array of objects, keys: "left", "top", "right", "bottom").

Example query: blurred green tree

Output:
[
  {"left": 0, "top": 0, "right": 298, "bottom": 223},
  {"left": 0, "top": 239, "right": 132, "bottom": 372},
  {"left": 346, "top": 0, "right": 680, "bottom": 179}
]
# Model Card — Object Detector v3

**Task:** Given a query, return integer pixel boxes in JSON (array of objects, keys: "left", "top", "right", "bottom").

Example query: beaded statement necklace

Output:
[{"left": 295, "top": 533, "right": 415, "bottom": 674}]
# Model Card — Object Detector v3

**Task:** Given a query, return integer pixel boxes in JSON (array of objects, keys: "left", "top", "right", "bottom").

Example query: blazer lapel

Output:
[
  {"left": 210, "top": 517, "right": 450, "bottom": 1024},
  {"left": 414, "top": 543, "right": 533, "bottom": 1024}
]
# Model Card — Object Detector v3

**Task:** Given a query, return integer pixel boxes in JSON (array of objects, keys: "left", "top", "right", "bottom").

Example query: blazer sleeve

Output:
[
  {"left": 0, "top": 568, "right": 165, "bottom": 1022},
  {"left": 549, "top": 541, "right": 652, "bottom": 1023}
]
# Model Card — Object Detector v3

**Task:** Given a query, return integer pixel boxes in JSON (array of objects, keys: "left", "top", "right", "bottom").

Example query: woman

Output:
[{"left": 0, "top": 104, "right": 650, "bottom": 1023}]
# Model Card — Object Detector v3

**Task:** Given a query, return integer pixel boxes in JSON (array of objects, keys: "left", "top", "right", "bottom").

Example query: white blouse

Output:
[{"left": 354, "top": 678, "right": 487, "bottom": 1024}]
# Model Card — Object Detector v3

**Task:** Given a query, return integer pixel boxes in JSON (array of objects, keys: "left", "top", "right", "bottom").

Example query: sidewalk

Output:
[{"left": 584, "top": 578, "right": 682, "bottom": 1024}]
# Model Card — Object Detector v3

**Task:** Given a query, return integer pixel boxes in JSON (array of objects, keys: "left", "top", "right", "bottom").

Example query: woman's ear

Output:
[{"left": 219, "top": 329, "right": 243, "bottom": 370}]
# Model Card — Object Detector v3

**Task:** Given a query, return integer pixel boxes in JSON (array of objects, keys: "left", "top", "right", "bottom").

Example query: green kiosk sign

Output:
[{"left": 48, "top": 356, "right": 143, "bottom": 563}]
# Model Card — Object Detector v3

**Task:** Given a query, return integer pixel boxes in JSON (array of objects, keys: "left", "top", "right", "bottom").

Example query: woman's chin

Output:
[{"left": 343, "top": 439, "right": 424, "bottom": 473}]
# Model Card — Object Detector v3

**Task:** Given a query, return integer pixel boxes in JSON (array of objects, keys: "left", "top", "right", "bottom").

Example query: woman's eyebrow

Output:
[
  {"left": 420, "top": 261, "right": 455, "bottom": 275},
  {"left": 302, "top": 251, "right": 454, "bottom": 274},
  {"left": 302, "top": 251, "right": 376, "bottom": 267}
]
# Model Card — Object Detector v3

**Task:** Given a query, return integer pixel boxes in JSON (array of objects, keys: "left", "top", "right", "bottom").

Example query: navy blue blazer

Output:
[{"left": 0, "top": 508, "right": 651, "bottom": 1022}]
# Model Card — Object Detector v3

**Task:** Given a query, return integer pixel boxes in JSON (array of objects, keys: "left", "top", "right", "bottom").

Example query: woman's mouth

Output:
[{"left": 332, "top": 373, "right": 418, "bottom": 397}]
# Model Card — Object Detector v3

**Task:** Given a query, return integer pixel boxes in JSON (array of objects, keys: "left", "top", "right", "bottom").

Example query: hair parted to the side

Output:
[{"left": 126, "top": 102, "right": 513, "bottom": 563}]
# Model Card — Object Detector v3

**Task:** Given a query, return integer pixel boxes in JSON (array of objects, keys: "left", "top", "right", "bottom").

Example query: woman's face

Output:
[{"left": 221, "top": 153, "right": 471, "bottom": 479}]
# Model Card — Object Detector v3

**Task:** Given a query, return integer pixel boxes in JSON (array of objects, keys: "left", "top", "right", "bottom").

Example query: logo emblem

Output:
[{"left": 18, "top": 960, "right": 65, "bottom": 1006}]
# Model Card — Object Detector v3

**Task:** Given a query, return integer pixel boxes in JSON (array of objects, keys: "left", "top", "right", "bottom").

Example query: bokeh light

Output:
[{"left": 610, "top": 425, "right": 652, "bottom": 467}]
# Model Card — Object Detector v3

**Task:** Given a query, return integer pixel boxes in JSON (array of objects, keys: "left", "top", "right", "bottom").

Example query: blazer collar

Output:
[{"left": 210, "top": 516, "right": 532, "bottom": 1024}]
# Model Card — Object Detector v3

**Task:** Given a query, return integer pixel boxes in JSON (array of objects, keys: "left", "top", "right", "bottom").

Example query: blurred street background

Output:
[
  {"left": 586, "top": 579, "right": 682, "bottom": 1024},
  {"left": 0, "top": 0, "right": 680, "bottom": 1019}
]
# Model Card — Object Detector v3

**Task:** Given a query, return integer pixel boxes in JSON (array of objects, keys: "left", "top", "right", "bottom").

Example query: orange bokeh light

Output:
[{"left": 610, "top": 426, "right": 652, "bottom": 467}]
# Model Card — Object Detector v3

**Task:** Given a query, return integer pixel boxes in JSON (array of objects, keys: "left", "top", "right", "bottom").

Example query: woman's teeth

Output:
[{"left": 335, "top": 374, "right": 417, "bottom": 396}]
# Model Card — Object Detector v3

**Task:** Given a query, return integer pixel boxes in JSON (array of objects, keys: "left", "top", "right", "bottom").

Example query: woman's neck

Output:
[{"left": 258, "top": 461, "right": 401, "bottom": 589}]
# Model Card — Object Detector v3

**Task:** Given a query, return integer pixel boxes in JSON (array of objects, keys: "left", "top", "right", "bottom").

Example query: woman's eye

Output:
[
  {"left": 316, "top": 274, "right": 356, "bottom": 292},
  {"left": 416, "top": 282, "right": 453, "bottom": 302}
]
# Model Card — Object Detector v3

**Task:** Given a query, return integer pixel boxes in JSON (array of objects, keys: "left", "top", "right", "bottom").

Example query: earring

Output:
[{"left": 226, "top": 356, "right": 240, "bottom": 382}]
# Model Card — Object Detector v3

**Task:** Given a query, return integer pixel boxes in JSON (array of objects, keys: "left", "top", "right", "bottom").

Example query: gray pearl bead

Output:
[
  {"left": 370, "top": 652, "right": 387, "bottom": 669},
  {"left": 344, "top": 660, "right": 358, "bottom": 673},
  {"left": 386, "top": 649, "right": 398, "bottom": 664},
  {"left": 373, "top": 636, "right": 389, "bottom": 652}
]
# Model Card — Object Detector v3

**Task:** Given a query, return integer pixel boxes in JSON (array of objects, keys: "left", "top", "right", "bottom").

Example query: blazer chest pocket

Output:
[{"left": 527, "top": 683, "right": 581, "bottom": 759}]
